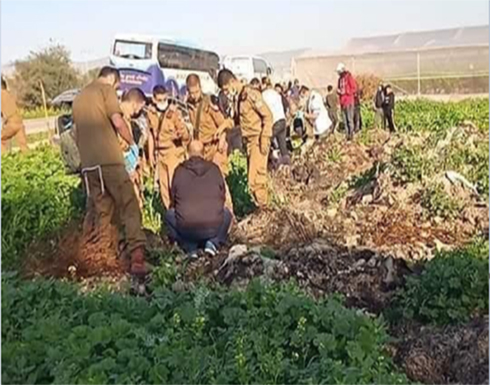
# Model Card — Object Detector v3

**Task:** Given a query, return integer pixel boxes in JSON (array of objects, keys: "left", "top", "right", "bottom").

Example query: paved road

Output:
[{"left": 24, "top": 117, "right": 57, "bottom": 135}]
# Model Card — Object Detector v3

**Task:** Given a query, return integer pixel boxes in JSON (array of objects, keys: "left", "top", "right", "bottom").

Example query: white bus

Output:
[
  {"left": 110, "top": 34, "right": 220, "bottom": 98},
  {"left": 221, "top": 55, "right": 273, "bottom": 84}
]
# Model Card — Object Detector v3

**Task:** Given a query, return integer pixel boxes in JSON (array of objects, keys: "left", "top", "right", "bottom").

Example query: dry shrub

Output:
[{"left": 355, "top": 73, "right": 382, "bottom": 102}]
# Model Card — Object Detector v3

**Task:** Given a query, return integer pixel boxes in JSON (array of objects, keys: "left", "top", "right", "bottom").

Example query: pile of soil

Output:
[
  {"left": 178, "top": 242, "right": 488, "bottom": 384},
  {"left": 234, "top": 130, "right": 488, "bottom": 261}
]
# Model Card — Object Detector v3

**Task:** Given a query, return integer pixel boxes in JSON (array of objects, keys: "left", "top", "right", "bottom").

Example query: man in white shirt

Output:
[
  {"left": 299, "top": 86, "right": 331, "bottom": 138},
  {"left": 261, "top": 77, "right": 290, "bottom": 166}
]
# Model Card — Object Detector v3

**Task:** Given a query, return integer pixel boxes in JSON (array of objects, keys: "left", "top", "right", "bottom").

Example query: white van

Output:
[{"left": 221, "top": 55, "right": 273, "bottom": 83}]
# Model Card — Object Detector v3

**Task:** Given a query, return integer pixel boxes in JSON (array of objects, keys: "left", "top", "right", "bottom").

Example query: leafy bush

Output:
[
  {"left": 420, "top": 182, "right": 462, "bottom": 219},
  {"left": 392, "top": 145, "right": 435, "bottom": 183},
  {"left": 2, "top": 277, "right": 407, "bottom": 384},
  {"left": 389, "top": 241, "right": 489, "bottom": 325},
  {"left": 391, "top": 99, "right": 489, "bottom": 133},
  {"left": 1, "top": 146, "right": 83, "bottom": 269},
  {"left": 227, "top": 151, "right": 254, "bottom": 218},
  {"left": 20, "top": 106, "right": 70, "bottom": 120}
]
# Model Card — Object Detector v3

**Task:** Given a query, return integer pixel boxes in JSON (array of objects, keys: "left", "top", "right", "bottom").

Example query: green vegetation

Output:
[
  {"left": 227, "top": 150, "right": 255, "bottom": 218},
  {"left": 389, "top": 241, "right": 489, "bottom": 325},
  {"left": 21, "top": 106, "right": 70, "bottom": 120},
  {"left": 12, "top": 44, "right": 80, "bottom": 109},
  {"left": 361, "top": 98, "right": 489, "bottom": 134},
  {"left": 420, "top": 182, "right": 462, "bottom": 219},
  {"left": 1, "top": 98, "right": 488, "bottom": 384},
  {"left": 1, "top": 146, "right": 83, "bottom": 269},
  {"left": 2, "top": 277, "right": 407, "bottom": 384}
]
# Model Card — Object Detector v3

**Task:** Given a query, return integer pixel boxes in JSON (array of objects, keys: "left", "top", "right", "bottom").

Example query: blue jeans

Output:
[
  {"left": 165, "top": 208, "right": 232, "bottom": 253},
  {"left": 342, "top": 105, "right": 355, "bottom": 137}
]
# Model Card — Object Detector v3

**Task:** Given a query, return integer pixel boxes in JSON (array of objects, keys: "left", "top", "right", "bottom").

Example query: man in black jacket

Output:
[
  {"left": 373, "top": 82, "right": 385, "bottom": 129},
  {"left": 383, "top": 84, "right": 396, "bottom": 132},
  {"left": 164, "top": 140, "right": 232, "bottom": 258}
]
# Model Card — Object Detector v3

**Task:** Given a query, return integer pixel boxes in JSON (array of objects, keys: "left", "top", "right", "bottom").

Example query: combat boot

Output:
[{"left": 130, "top": 246, "right": 147, "bottom": 277}]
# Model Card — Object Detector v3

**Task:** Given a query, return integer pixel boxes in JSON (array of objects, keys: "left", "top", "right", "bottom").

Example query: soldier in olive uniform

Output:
[{"left": 217, "top": 69, "right": 273, "bottom": 208}]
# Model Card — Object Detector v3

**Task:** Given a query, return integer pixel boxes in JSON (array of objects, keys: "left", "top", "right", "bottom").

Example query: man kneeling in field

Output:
[{"left": 165, "top": 140, "right": 232, "bottom": 259}]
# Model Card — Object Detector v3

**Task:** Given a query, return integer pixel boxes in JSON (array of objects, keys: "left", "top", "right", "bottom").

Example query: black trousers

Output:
[
  {"left": 354, "top": 104, "right": 362, "bottom": 132},
  {"left": 272, "top": 119, "right": 289, "bottom": 157},
  {"left": 384, "top": 108, "right": 395, "bottom": 132}
]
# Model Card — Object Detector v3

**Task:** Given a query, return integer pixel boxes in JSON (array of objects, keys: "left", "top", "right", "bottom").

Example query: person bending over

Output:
[{"left": 165, "top": 140, "right": 232, "bottom": 259}]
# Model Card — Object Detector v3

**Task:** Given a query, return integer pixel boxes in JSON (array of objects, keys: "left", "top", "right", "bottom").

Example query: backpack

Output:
[{"left": 58, "top": 115, "right": 81, "bottom": 174}]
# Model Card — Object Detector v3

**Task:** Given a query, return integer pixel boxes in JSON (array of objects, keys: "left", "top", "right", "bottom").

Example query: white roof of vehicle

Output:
[{"left": 113, "top": 33, "right": 202, "bottom": 50}]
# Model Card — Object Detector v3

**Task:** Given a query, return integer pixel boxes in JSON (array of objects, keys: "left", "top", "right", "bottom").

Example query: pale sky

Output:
[{"left": 1, "top": 0, "right": 488, "bottom": 64}]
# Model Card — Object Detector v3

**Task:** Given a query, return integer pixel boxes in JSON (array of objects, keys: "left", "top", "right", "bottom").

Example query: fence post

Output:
[{"left": 417, "top": 52, "right": 421, "bottom": 96}]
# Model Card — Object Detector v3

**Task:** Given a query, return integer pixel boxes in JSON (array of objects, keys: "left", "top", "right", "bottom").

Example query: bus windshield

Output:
[
  {"left": 157, "top": 43, "right": 219, "bottom": 73},
  {"left": 113, "top": 40, "right": 152, "bottom": 60}
]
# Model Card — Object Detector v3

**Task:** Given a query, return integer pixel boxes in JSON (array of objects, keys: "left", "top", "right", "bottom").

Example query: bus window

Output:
[
  {"left": 157, "top": 43, "right": 219, "bottom": 73},
  {"left": 253, "top": 58, "right": 268, "bottom": 74},
  {"left": 114, "top": 40, "right": 152, "bottom": 60}
]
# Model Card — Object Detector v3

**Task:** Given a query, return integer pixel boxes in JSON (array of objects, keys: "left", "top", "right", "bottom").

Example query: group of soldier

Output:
[
  {"left": 71, "top": 66, "right": 278, "bottom": 279},
  {"left": 2, "top": 62, "right": 395, "bottom": 281}
]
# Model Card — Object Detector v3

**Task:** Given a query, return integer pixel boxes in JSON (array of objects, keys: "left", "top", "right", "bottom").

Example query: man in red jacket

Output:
[{"left": 336, "top": 63, "right": 357, "bottom": 140}]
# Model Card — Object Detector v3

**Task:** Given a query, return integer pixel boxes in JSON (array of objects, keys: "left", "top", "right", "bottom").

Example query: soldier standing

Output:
[
  {"left": 185, "top": 74, "right": 234, "bottom": 211},
  {"left": 72, "top": 67, "right": 147, "bottom": 278},
  {"left": 217, "top": 69, "right": 273, "bottom": 208},
  {"left": 147, "top": 85, "right": 190, "bottom": 209},
  {"left": 1, "top": 77, "right": 28, "bottom": 153}
]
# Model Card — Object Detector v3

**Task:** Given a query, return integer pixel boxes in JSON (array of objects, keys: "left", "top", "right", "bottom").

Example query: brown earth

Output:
[{"left": 19, "top": 128, "right": 489, "bottom": 385}]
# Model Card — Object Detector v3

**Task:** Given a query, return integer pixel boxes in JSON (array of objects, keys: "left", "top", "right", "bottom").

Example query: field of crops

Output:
[{"left": 1, "top": 98, "right": 489, "bottom": 384}]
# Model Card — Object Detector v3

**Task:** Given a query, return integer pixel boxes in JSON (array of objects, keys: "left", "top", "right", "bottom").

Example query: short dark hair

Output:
[
  {"left": 250, "top": 78, "right": 260, "bottom": 86},
  {"left": 153, "top": 85, "right": 167, "bottom": 96},
  {"left": 217, "top": 69, "right": 236, "bottom": 88},
  {"left": 98, "top": 66, "right": 121, "bottom": 81},
  {"left": 1, "top": 77, "right": 6, "bottom": 90},
  {"left": 300, "top": 85, "right": 309, "bottom": 93},
  {"left": 122, "top": 87, "right": 146, "bottom": 103},
  {"left": 294, "top": 79, "right": 299, "bottom": 85},
  {"left": 186, "top": 73, "right": 201, "bottom": 87},
  {"left": 327, "top": 85, "right": 333, "bottom": 92},
  {"left": 274, "top": 83, "right": 283, "bottom": 92}
]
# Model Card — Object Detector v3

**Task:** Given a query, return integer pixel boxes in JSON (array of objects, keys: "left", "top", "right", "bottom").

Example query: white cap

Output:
[{"left": 336, "top": 62, "right": 346, "bottom": 73}]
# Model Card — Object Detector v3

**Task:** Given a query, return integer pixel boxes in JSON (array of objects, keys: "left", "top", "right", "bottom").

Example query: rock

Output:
[
  {"left": 434, "top": 238, "right": 450, "bottom": 252},
  {"left": 353, "top": 259, "right": 366, "bottom": 268},
  {"left": 367, "top": 256, "right": 378, "bottom": 268},
  {"left": 345, "top": 234, "right": 359, "bottom": 248},
  {"left": 229, "top": 244, "right": 248, "bottom": 259},
  {"left": 326, "top": 208, "right": 337, "bottom": 218},
  {"left": 383, "top": 257, "right": 395, "bottom": 285},
  {"left": 219, "top": 244, "right": 248, "bottom": 273},
  {"left": 350, "top": 211, "right": 359, "bottom": 221},
  {"left": 433, "top": 216, "right": 444, "bottom": 225},
  {"left": 362, "top": 194, "right": 373, "bottom": 205},
  {"left": 249, "top": 246, "right": 262, "bottom": 255}
]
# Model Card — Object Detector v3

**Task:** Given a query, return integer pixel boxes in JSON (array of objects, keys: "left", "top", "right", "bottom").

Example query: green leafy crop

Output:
[
  {"left": 1, "top": 146, "right": 84, "bottom": 269},
  {"left": 389, "top": 240, "right": 489, "bottom": 325},
  {"left": 2, "top": 277, "right": 407, "bottom": 384}
]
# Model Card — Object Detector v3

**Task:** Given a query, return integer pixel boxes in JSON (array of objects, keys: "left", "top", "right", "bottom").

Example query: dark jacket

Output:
[
  {"left": 325, "top": 93, "right": 338, "bottom": 111},
  {"left": 171, "top": 156, "right": 225, "bottom": 230},
  {"left": 374, "top": 88, "right": 384, "bottom": 108},
  {"left": 383, "top": 93, "right": 395, "bottom": 111}
]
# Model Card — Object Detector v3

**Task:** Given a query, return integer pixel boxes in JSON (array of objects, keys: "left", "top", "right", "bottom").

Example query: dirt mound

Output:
[
  {"left": 180, "top": 241, "right": 413, "bottom": 314},
  {"left": 234, "top": 130, "right": 488, "bottom": 260},
  {"left": 22, "top": 218, "right": 125, "bottom": 280},
  {"left": 393, "top": 318, "right": 489, "bottom": 384}
]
